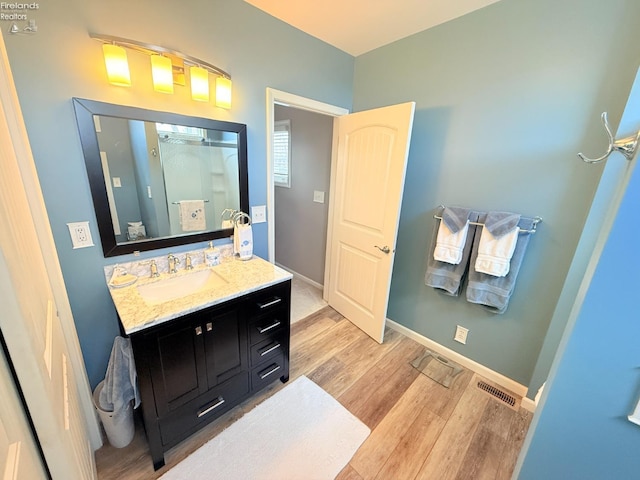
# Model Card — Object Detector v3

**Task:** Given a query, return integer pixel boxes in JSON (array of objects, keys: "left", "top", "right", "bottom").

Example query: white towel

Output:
[
  {"left": 179, "top": 200, "right": 206, "bottom": 231},
  {"left": 434, "top": 220, "right": 470, "bottom": 265},
  {"left": 236, "top": 223, "right": 253, "bottom": 260},
  {"left": 474, "top": 226, "right": 519, "bottom": 277}
]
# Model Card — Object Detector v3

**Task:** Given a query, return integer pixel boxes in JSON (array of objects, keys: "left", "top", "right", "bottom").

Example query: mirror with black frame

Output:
[{"left": 72, "top": 98, "right": 249, "bottom": 257}]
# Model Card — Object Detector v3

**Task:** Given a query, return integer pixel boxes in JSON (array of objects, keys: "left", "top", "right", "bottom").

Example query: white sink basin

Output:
[{"left": 137, "top": 269, "right": 228, "bottom": 305}]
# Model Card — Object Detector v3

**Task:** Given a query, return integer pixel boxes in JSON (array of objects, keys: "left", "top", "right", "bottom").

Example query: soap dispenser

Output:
[{"left": 205, "top": 241, "right": 221, "bottom": 266}]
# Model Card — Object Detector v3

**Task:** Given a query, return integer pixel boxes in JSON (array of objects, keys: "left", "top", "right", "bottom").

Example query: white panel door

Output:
[
  {"left": 0, "top": 31, "right": 96, "bottom": 479},
  {"left": 327, "top": 102, "right": 415, "bottom": 342},
  {"left": 0, "top": 348, "right": 47, "bottom": 480}
]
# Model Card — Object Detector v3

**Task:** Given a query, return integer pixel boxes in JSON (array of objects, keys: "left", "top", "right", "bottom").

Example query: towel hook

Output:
[{"left": 577, "top": 112, "right": 640, "bottom": 164}]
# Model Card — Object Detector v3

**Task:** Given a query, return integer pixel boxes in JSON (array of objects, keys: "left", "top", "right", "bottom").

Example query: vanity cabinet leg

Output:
[
  {"left": 153, "top": 457, "right": 166, "bottom": 471},
  {"left": 147, "top": 426, "right": 165, "bottom": 470}
]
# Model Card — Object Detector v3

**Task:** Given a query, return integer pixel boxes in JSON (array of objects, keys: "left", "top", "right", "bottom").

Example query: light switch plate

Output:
[
  {"left": 67, "top": 221, "right": 94, "bottom": 249},
  {"left": 112, "top": 177, "right": 121, "bottom": 188},
  {"left": 313, "top": 190, "right": 325, "bottom": 203},
  {"left": 252, "top": 205, "right": 266, "bottom": 223}
]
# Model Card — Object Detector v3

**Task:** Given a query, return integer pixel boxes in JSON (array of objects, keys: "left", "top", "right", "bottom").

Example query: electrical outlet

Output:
[
  {"left": 251, "top": 205, "right": 267, "bottom": 223},
  {"left": 454, "top": 325, "right": 469, "bottom": 344},
  {"left": 67, "top": 221, "right": 94, "bottom": 249}
]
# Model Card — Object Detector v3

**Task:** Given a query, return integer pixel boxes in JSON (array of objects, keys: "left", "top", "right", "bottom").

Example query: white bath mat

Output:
[{"left": 160, "top": 376, "right": 370, "bottom": 480}]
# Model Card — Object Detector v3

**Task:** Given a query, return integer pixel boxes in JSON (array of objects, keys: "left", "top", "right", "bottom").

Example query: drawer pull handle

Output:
[
  {"left": 259, "top": 364, "right": 281, "bottom": 380},
  {"left": 259, "top": 343, "right": 281, "bottom": 357},
  {"left": 257, "top": 321, "right": 281, "bottom": 334},
  {"left": 197, "top": 396, "right": 225, "bottom": 418},
  {"left": 206, "top": 322, "right": 212, "bottom": 332},
  {"left": 257, "top": 297, "right": 282, "bottom": 309},
  {"left": 195, "top": 326, "right": 203, "bottom": 336}
]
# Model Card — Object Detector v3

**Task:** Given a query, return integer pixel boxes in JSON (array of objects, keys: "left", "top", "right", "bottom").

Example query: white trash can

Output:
[{"left": 92, "top": 380, "right": 135, "bottom": 448}]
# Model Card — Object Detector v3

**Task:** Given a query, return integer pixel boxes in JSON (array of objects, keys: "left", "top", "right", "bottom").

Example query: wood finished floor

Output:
[{"left": 95, "top": 306, "right": 532, "bottom": 480}]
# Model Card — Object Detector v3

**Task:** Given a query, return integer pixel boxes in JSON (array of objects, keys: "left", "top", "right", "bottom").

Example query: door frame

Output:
[{"left": 265, "top": 88, "right": 348, "bottom": 297}]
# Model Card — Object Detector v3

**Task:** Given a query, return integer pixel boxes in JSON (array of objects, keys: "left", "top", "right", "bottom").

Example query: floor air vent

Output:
[{"left": 477, "top": 380, "right": 516, "bottom": 407}]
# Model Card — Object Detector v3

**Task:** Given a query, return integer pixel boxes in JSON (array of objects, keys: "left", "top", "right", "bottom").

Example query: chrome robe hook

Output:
[{"left": 577, "top": 112, "right": 640, "bottom": 163}]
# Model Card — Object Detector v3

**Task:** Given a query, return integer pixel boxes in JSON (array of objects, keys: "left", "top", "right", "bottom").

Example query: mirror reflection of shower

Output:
[{"left": 154, "top": 123, "right": 240, "bottom": 236}]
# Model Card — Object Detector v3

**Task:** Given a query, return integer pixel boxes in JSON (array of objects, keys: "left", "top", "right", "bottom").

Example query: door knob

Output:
[{"left": 374, "top": 245, "right": 391, "bottom": 254}]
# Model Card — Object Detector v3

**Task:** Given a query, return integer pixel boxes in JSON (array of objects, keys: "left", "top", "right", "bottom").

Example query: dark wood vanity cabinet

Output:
[{"left": 129, "top": 280, "right": 291, "bottom": 470}]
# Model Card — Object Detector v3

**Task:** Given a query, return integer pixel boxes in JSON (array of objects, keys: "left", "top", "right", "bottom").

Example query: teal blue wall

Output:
[
  {"left": 5, "top": 0, "right": 640, "bottom": 401},
  {"left": 352, "top": 0, "right": 640, "bottom": 390},
  {"left": 516, "top": 120, "right": 640, "bottom": 478},
  {"left": 4, "top": 0, "right": 353, "bottom": 388}
]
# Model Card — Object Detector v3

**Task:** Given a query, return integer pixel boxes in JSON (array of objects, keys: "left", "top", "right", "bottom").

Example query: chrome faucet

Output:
[
  {"left": 150, "top": 259, "right": 159, "bottom": 278},
  {"left": 168, "top": 254, "right": 180, "bottom": 274},
  {"left": 185, "top": 253, "right": 193, "bottom": 270}
]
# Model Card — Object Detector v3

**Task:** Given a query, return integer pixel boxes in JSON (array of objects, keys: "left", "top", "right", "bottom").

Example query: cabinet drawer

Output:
[
  {"left": 245, "top": 283, "right": 290, "bottom": 317},
  {"left": 250, "top": 336, "right": 286, "bottom": 366},
  {"left": 159, "top": 372, "right": 249, "bottom": 447},
  {"left": 251, "top": 354, "right": 286, "bottom": 392},
  {"left": 249, "top": 309, "right": 287, "bottom": 345}
]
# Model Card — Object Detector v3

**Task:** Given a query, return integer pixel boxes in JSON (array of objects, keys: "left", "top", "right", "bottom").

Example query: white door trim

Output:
[{"left": 265, "top": 88, "right": 349, "bottom": 268}]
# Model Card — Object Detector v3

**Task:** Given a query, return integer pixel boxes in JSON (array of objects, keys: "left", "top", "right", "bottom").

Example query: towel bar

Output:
[
  {"left": 172, "top": 200, "right": 210, "bottom": 204},
  {"left": 433, "top": 213, "right": 542, "bottom": 234}
]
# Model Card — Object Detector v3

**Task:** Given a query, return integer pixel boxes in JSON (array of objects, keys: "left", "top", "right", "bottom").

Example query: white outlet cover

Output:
[
  {"left": 454, "top": 325, "right": 468, "bottom": 344},
  {"left": 67, "top": 221, "right": 94, "bottom": 249},
  {"left": 251, "top": 205, "right": 267, "bottom": 223}
]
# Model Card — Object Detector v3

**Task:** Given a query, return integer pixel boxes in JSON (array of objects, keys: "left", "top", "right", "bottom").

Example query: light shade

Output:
[
  {"left": 150, "top": 55, "right": 174, "bottom": 94},
  {"left": 215, "top": 76, "right": 232, "bottom": 109},
  {"left": 102, "top": 44, "right": 131, "bottom": 86},
  {"left": 190, "top": 66, "right": 209, "bottom": 102}
]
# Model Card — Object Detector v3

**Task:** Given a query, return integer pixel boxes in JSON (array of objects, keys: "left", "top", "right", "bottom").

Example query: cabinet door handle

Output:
[
  {"left": 259, "top": 364, "right": 281, "bottom": 380},
  {"left": 206, "top": 322, "right": 212, "bottom": 332},
  {"left": 259, "top": 342, "right": 281, "bottom": 357},
  {"left": 257, "top": 297, "right": 282, "bottom": 309},
  {"left": 197, "top": 396, "right": 225, "bottom": 418},
  {"left": 195, "top": 326, "right": 203, "bottom": 336},
  {"left": 257, "top": 320, "right": 281, "bottom": 334}
]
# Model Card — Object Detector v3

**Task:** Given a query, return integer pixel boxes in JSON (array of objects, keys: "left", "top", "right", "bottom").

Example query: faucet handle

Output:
[
  {"left": 150, "top": 259, "right": 159, "bottom": 278},
  {"left": 185, "top": 253, "right": 193, "bottom": 270},
  {"left": 138, "top": 259, "right": 160, "bottom": 277},
  {"left": 168, "top": 253, "right": 180, "bottom": 273}
]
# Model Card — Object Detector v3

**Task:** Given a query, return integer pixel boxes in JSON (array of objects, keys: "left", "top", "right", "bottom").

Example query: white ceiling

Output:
[{"left": 244, "top": 0, "right": 503, "bottom": 56}]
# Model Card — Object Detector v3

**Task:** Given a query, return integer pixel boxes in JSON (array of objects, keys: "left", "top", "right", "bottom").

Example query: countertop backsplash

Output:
[{"left": 103, "top": 244, "right": 235, "bottom": 282}]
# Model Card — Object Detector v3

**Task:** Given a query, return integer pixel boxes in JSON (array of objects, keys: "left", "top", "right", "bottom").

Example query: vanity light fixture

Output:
[
  {"left": 215, "top": 76, "right": 232, "bottom": 110},
  {"left": 150, "top": 54, "right": 174, "bottom": 94},
  {"left": 102, "top": 44, "right": 131, "bottom": 87},
  {"left": 90, "top": 33, "right": 232, "bottom": 108},
  {"left": 190, "top": 66, "right": 210, "bottom": 102}
]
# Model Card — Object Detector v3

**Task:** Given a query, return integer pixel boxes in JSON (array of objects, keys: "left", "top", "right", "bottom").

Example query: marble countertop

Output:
[{"left": 108, "top": 256, "right": 292, "bottom": 335}]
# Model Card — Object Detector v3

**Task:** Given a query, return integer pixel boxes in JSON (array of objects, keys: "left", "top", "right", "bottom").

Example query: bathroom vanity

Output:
[{"left": 107, "top": 255, "right": 292, "bottom": 469}]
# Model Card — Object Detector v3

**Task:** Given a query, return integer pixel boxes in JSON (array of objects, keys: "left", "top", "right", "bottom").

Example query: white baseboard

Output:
[
  {"left": 520, "top": 397, "right": 536, "bottom": 412},
  {"left": 386, "top": 318, "right": 536, "bottom": 412},
  {"left": 275, "top": 263, "right": 324, "bottom": 290}
]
